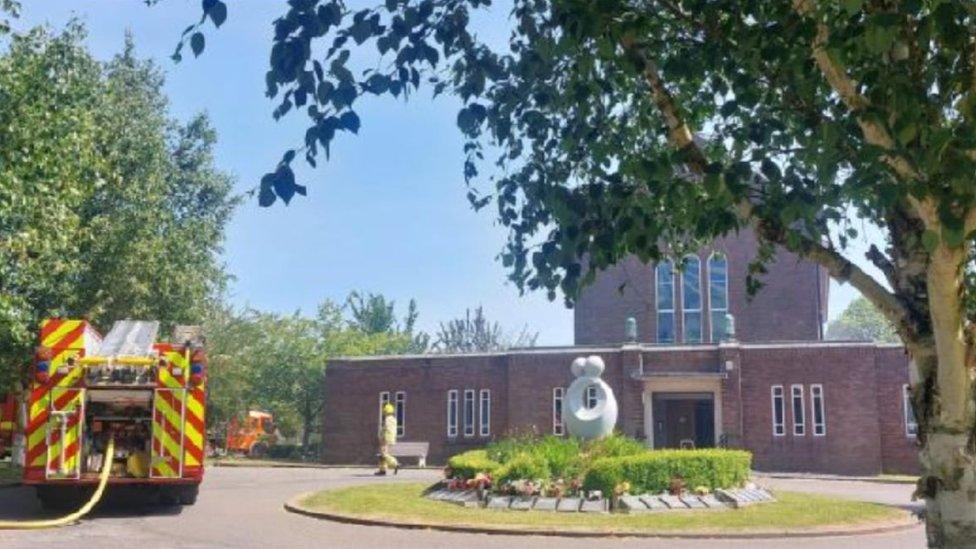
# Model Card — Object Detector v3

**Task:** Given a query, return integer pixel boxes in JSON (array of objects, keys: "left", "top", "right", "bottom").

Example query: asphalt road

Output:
[{"left": 0, "top": 467, "right": 925, "bottom": 549}]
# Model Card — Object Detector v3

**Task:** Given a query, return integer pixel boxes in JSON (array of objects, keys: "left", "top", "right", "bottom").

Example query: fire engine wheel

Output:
[
  {"left": 178, "top": 485, "right": 199, "bottom": 506},
  {"left": 249, "top": 442, "right": 269, "bottom": 458}
]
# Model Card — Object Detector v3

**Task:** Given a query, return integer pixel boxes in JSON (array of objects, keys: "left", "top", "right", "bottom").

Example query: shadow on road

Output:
[{"left": 0, "top": 485, "right": 185, "bottom": 522}]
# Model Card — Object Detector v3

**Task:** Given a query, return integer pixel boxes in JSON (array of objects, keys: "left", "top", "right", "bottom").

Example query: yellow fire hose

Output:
[{"left": 0, "top": 436, "right": 114, "bottom": 529}]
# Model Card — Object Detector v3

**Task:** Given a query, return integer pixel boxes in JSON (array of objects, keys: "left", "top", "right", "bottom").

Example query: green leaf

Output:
[
  {"left": 841, "top": 0, "right": 864, "bottom": 15},
  {"left": 208, "top": 1, "right": 227, "bottom": 28},
  {"left": 340, "top": 111, "right": 361, "bottom": 134},
  {"left": 190, "top": 32, "right": 205, "bottom": 57},
  {"left": 921, "top": 230, "right": 940, "bottom": 253}
]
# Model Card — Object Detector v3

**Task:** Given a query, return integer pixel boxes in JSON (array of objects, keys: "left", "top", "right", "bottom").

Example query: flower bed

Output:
[{"left": 443, "top": 435, "right": 751, "bottom": 502}]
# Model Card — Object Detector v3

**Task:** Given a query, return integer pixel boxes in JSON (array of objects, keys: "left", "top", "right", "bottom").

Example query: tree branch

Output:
[
  {"left": 621, "top": 35, "right": 915, "bottom": 339},
  {"left": 792, "top": 0, "right": 921, "bottom": 183}
]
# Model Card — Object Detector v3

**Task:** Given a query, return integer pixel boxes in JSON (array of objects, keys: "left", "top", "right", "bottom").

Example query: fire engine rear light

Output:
[
  {"left": 189, "top": 363, "right": 204, "bottom": 385},
  {"left": 36, "top": 360, "right": 50, "bottom": 382}
]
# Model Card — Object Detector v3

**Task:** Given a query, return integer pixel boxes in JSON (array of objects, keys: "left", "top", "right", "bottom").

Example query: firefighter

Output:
[{"left": 375, "top": 403, "right": 398, "bottom": 476}]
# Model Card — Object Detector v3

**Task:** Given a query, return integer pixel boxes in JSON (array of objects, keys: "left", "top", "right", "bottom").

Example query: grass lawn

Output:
[{"left": 300, "top": 482, "right": 907, "bottom": 534}]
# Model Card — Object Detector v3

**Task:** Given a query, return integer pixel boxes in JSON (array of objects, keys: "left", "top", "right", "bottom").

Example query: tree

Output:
[
  {"left": 204, "top": 294, "right": 426, "bottom": 452},
  {"left": 434, "top": 306, "right": 537, "bottom": 353},
  {"left": 346, "top": 291, "right": 429, "bottom": 352},
  {"left": 827, "top": 297, "right": 899, "bottom": 344},
  {"left": 167, "top": 1, "right": 976, "bottom": 543},
  {"left": 0, "top": 24, "right": 236, "bottom": 390}
]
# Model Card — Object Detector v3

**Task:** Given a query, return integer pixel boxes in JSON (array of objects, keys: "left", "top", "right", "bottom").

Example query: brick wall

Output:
[
  {"left": 321, "top": 343, "right": 916, "bottom": 475},
  {"left": 575, "top": 229, "right": 827, "bottom": 345},
  {"left": 739, "top": 344, "right": 885, "bottom": 475},
  {"left": 874, "top": 346, "right": 920, "bottom": 474}
]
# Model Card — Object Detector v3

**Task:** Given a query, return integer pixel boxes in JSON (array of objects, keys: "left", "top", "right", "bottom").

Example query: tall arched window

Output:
[
  {"left": 708, "top": 252, "right": 729, "bottom": 342},
  {"left": 655, "top": 261, "right": 675, "bottom": 343},
  {"left": 682, "top": 255, "right": 702, "bottom": 343}
]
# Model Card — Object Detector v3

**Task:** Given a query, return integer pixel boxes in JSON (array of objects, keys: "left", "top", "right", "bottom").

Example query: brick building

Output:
[{"left": 322, "top": 230, "right": 919, "bottom": 475}]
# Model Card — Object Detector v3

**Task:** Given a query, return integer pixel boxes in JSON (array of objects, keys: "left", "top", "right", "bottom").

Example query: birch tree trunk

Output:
[{"left": 918, "top": 244, "right": 976, "bottom": 547}]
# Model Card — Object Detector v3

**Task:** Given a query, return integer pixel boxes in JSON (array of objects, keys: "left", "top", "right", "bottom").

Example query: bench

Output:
[{"left": 389, "top": 442, "right": 429, "bottom": 467}]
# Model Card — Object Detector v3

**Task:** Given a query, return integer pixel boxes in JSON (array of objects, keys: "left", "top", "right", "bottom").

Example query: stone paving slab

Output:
[
  {"left": 556, "top": 497, "right": 581, "bottom": 512},
  {"left": 659, "top": 495, "right": 687, "bottom": 509},
  {"left": 509, "top": 496, "right": 535, "bottom": 511},
  {"left": 617, "top": 495, "right": 649, "bottom": 513},
  {"left": 532, "top": 497, "right": 558, "bottom": 511},
  {"left": 700, "top": 494, "right": 725, "bottom": 508},
  {"left": 579, "top": 499, "right": 608, "bottom": 513},
  {"left": 680, "top": 495, "right": 707, "bottom": 509},
  {"left": 486, "top": 496, "right": 513, "bottom": 510},
  {"left": 640, "top": 495, "right": 668, "bottom": 510}
]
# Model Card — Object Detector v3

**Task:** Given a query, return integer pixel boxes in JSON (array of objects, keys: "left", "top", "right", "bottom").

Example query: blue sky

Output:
[{"left": 17, "top": 2, "right": 873, "bottom": 344}]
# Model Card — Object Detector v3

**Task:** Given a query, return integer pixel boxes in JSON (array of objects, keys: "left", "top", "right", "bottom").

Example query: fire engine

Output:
[{"left": 23, "top": 318, "right": 207, "bottom": 510}]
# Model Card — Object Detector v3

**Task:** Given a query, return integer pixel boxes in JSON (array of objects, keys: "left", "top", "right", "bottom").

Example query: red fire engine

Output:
[{"left": 23, "top": 319, "right": 207, "bottom": 510}]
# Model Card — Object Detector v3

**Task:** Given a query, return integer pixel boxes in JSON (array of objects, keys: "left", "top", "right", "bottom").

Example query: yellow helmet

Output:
[{"left": 382, "top": 403, "right": 395, "bottom": 415}]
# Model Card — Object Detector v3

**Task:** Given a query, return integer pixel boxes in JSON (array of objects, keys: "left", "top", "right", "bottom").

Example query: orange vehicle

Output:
[
  {"left": 23, "top": 319, "right": 207, "bottom": 510},
  {"left": 225, "top": 411, "right": 276, "bottom": 457}
]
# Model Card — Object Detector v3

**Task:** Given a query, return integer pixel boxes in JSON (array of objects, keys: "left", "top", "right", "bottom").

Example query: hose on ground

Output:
[{"left": 0, "top": 436, "right": 114, "bottom": 529}]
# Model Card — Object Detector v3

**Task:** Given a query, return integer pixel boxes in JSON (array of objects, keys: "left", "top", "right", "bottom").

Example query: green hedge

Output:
[
  {"left": 496, "top": 452, "right": 551, "bottom": 484},
  {"left": 446, "top": 450, "right": 501, "bottom": 479},
  {"left": 583, "top": 449, "right": 752, "bottom": 495}
]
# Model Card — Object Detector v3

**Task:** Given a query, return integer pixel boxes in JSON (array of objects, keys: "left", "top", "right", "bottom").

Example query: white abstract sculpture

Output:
[{"left": 564, "top": 355, "right": 618, "bottom": 440}]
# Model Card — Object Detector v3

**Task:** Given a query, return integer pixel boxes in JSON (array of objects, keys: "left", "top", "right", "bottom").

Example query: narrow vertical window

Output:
[
  {"left": 552, "top": 387, "right": 564, "bottom": 435},
  {"left": 447, "top": 390, "right": 458, "bottom": 438},
  {"left": 903, "top": 384, "right": 918, "bottom": 437},
  {"left": 810, "top": 384, "right": 826, "bottom": 436},
  {"left": 463, "top": 389, "right": 475, "bottom": 437},
  {"left": 379, "top": 391, "right": 390, "bottom": 431},
  {"left": 708, "top": 252, "right": 729, "bottom": 342},
  {"left": 655, "top": 261, "right": 676, "bottom": 343},
  {"left": 395, "top": 391, "right": 406, "bottom": 438},
  {"left": 682, "top": 255, "right": 702, "bottom": 343},
  {"left": 791, "top": 384, "right": 805, "bottom": 436},
  {"left": 585, "top": 385, "right": 598, "bottom": 409},
  {"left": 771, "top": 385, "right": 785, "bottom": 436},
  {"left": 479, "top": 389, "right": 491, "bottom": 437}
]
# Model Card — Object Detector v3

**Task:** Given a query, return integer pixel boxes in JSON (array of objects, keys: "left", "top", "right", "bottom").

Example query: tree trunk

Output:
[{"left": 918, "top": 245, "right": 976, "bottom": 548}]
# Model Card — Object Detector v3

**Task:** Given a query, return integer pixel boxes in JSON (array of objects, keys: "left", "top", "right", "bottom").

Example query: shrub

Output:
[
  {"left": 487, "top": 435, "right": 583, "bottom": 480},
  {"left": 496, "top": 452, "right": 552, "bottom": 484},
  {"left": 583, "top": 449, "right": 752, "bottom": 495},
  {"left": 446, "top": 450, "right": 501, "bottom": 479},
  {"left": 583, "top": 433, "right": 646, "bottom": 460},
  {"left": 267, "top": 444, "right": 302, "bottom": 460}
]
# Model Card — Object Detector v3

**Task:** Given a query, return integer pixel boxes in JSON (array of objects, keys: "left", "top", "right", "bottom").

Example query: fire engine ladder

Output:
[{"left": 45, "top": 387, "right": 84, "bottom": 480}]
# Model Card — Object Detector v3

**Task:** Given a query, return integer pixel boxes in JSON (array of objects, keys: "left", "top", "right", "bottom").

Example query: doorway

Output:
[{"left": 651, "top": 392, "right": 715, "bottom": 449}]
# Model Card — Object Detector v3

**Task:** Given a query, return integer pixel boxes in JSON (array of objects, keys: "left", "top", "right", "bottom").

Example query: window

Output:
[
  {"left": 552, "top": 387, "right": 564, "bottom": 435},
  {"left": 810, "top": 384, "right": 826, "bottom": 436},
  {"left": 447, "top": 390, "right": 458, "bottom": 438},
  {"left": 378, "top": 391, "right": 390, "bottom": 430},
  {"left": 903, "top": 384, "right": 918, "bottom": 437},
  {"left": 395, "top": 391, "right": 406, "bottom": 437},
  {"left": 655, "top": 261, "right": 676, "bottom": 343},
  {"left": 585, "top": 385, "right": 598, "bottom": 410},
  {"left": 479, "top": 389, "right": 491, "bottom": 437},
  {"left": 682, "top": 255, "right": 702, "bottom": 343},
  {"left": 771, "top": 385, "right": 785, "bottom": 436},
  {"left": 791, "top": 384, "right": 805, "bottom": 436},
  {"left": 708, "top": 253, "right": 729, "bottom": 342},
  {"left": 463, "top": 389, "right": 475, "bottom": 437}
]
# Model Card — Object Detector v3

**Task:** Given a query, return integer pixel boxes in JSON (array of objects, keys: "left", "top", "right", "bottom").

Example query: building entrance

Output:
[{"left": 651, "top": 392, "right": 715, "bottom": 449}]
